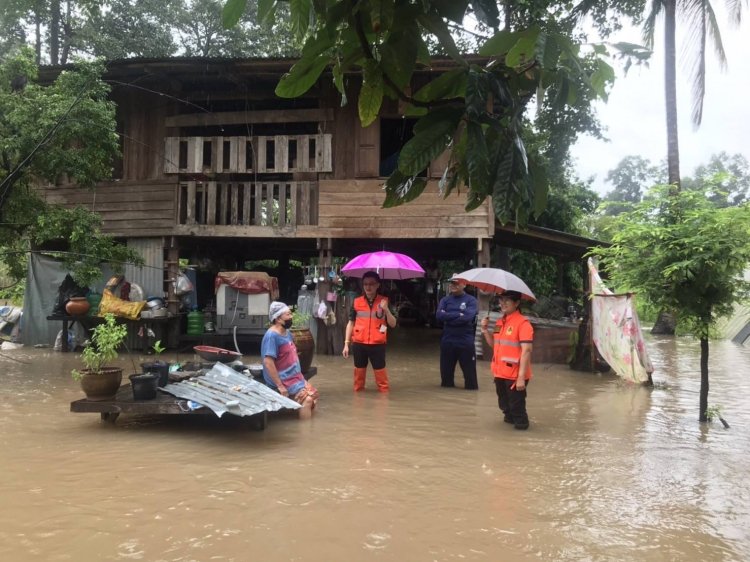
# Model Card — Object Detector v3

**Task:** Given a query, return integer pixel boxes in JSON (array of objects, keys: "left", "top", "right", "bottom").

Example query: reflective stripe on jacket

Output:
[
  {"left": 352, "top": 295, "right": 388, "bottom": 345},
  {"left": 491, "top": 310, "right": 533, "bottom": 380}
]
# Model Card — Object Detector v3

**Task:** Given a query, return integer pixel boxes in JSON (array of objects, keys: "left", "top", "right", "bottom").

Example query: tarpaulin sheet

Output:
[
  {"left": 22, "top": 254, "right": 113, "bottom": 346},
  {"left": 589, "top": 258, "right": 654, "bottom": 383},
  {"left": 214, "top": 271, "right": 279, "bottom": 298}
]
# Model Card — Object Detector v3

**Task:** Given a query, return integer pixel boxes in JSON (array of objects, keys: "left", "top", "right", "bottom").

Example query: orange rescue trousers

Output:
[{"left": 353, "top": 367, "right": 389, "bottom": 392}]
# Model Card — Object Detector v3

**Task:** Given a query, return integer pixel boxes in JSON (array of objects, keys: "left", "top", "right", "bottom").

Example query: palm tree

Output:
[
  {"left": 643, "top": 0, "right": 742, "bottom": 189},
  {"left": 643, "top": 0, "right": 742, "bottom": 335}
]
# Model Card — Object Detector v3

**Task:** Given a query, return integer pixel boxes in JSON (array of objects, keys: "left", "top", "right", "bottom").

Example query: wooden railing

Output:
[
  {"left": 177, "top": 181, "right": 318, "bottom": 227},
  {"left": 164, "top": 134, "right": 332, "bottom": 174}
]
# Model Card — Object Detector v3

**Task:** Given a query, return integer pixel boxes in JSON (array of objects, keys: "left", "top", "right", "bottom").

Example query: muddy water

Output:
[{"left": 1, "top": 329, "right": 749, "bottom": 562}]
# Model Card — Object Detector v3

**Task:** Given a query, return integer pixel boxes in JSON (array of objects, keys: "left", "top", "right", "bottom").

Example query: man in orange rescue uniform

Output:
[
  {"left": 480, "top": 290, "right": 534, "bottom": 430},
  {"left": 342, "top": 271, "right": 398, "bottom": 391}
]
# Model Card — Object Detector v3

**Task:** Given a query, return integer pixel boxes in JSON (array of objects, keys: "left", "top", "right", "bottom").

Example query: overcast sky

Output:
[{"left": 569, "top": 14, "right": 749, "bottom": 195}]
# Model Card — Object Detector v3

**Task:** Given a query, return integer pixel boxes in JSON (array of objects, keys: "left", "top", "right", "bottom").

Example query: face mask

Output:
[{"left": 283, "top": 319, "right": 293, "bottom": 329}]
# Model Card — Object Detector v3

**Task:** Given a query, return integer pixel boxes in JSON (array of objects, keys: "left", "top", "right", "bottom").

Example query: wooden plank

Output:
[
  {"left": 230, "top": 183, "right": 240, "bottom": 225},
  {"left": 288, "top": 182, "right": 297, "bottom": 226},
  {"left": 234, "top": 136, "right": 245, "bottom": 172},
  {"left": 207, "top": 181, "right": 217, "bottom": 225},
  {"left": 356, "top": 121, "right": 380, "bottom": 177},
  {"left": 165, "top": 108, "right": 335, "bottom": 127},
  {"left": 274, "top": 183, "right": 284, "bottom": 226},
  {"left": 164, "top": 137, "right": 178, "bottom": 173},
  {"left": 219, "top": 182, "right": 229, "bottom": 225},
  {"left": 320, "top": 134, "right": 332, "bottom": 172},
  {"left": 211, "top": 136, "right": 222, "bottom": 172},
  {"left": 256, "top": 136, "right": 267, "bottom": 173},
  {"left": 298, "top": 181, "right": 310, "bottom": 225},
  {"left": 187, "top": 137, "right": 200, "bottom": 173},
  {"left": 242, "top": 182, "right": 252, "bottom": 225},
  {"left": 320, "top": 203, "right": 487, "bottom": 220},
  {"left": 320, "top": 215, "right": 489, "bottom": 228},
  {"left": 254, "top": 183, "right": 263, "bottom": 225},
  {"left": 276, "top": 136, "right": 288, "bottom": 173},
  {"left": 297, "top": 135, "right": 311, "bottom": 172},
  {"left": 186, "top": 181, "right": 196, "bottom": 224}
]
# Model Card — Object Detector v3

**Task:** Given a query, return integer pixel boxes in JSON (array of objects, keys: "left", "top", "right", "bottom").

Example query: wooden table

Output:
[
  {"left": 48, "top": 314, "right": 178, "bottom": 352},
  {"left": 70, "top": 384, "right": 268, "bottom": 429}
]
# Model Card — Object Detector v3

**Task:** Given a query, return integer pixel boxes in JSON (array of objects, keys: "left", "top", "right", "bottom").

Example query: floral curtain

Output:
[{"left": 588, "top": 259, "right": 654, "bottom": 383}]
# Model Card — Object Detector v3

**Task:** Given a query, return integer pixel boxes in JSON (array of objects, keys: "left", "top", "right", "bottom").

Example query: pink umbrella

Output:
[
  {"left": 454, "top": 267, "right": 536, "bottom": 302},
  {"left": 342, "top": 251, "right": 425, "bottom": 280}
]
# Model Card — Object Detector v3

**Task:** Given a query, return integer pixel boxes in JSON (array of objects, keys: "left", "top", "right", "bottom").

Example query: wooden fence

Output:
[
  {"left": 177, "top": 181, "right": 318, "bottom": 227},
  {"left": 164, "top": 134, "right": 332, "bottom": 174}
]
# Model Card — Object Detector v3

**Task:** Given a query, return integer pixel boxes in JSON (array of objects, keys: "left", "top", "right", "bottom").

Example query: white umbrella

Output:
[{"left": 454, "top": 267, "right": 536, "bottom": 302}]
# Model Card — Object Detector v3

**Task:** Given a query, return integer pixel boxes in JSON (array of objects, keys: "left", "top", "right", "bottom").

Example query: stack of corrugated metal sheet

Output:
[{"left": 161, "top": 362, "right": 300, "bottom": 417}]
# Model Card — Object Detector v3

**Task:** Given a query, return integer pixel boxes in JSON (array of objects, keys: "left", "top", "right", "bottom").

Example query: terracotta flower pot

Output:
[
  {"left": 65, "top": 296, "right": 91, "bottom": 317},
  {"left": 291, "top": 328, "right": 314, "bottom": 375},
  {"left": 79, "top": 367, "right": 123, "bottom": 401}
]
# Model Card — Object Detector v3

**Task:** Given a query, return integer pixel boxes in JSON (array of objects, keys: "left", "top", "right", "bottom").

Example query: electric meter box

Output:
[{"left": 215, "top": 284, "right": 270, "bottom": 335}]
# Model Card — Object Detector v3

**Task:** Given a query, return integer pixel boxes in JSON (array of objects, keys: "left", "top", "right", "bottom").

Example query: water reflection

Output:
[{"left": 0, "top": 331, "right": 748, "bottom": 561}]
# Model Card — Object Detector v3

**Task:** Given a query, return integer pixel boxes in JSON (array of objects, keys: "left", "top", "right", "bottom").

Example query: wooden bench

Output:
[{"left": 70, "top": 384, "right": 268, "bottom": 429}]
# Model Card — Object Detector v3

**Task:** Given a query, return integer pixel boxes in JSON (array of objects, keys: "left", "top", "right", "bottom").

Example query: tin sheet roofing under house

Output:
[{"left": 161, "top": 362, "right": 300, "bottom": 417}]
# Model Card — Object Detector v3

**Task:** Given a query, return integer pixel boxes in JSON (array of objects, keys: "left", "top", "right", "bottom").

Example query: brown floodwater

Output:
[{"left": 1, "top": 328, "right": 749, "bottom": 561}]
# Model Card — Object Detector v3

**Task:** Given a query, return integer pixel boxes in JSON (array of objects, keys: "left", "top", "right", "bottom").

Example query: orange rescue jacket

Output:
[
  {"left": 491, "top": 310, "right": 534, "bottom": 380},
  {"left": 352, "top": 294, "right": 388, "bottom": 345}
]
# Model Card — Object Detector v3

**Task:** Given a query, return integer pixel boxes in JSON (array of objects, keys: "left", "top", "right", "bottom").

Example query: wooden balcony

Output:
[
  {"left": 177, "top": 180, "right": 317, "bottom": 227},
  {"left": 164, "top": 134, "right": 332, "bottom": 174}
]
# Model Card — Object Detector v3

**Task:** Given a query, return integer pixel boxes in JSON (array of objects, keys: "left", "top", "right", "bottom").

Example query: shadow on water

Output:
[{"left": 0, "top": 330, "right": 749, "bottom": 561}]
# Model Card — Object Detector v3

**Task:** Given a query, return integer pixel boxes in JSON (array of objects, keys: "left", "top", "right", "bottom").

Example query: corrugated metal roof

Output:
[{"left": 161, "top": 362, "right": 300, "bottom": 418}]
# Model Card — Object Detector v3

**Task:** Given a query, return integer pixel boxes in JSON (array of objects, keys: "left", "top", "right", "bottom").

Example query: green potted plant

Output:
[
  {"left": 141, "top": 339, "right": 170, "bottom": 387},
  {"left": 72, "top": 313, "right": 128, "bottom": 401}
]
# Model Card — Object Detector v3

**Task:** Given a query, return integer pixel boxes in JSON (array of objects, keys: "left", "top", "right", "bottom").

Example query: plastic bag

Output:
[
  {"left": 99, "top": 289, "right": 146, "bottom": 320},
  {"left": 174, "top": 272, "right": 194, "bottom": 296},
  {"left": 316, "top": 301, "right": 328, "bottom": 319}
]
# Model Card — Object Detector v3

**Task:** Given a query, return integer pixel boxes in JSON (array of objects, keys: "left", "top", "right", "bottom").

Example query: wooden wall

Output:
[
  {"left": 115, "top": 89, "right": 173, "bottom": 181},
  {"left": 317, "top": 179, "right": 492, "bottom": 239},
  {"left": 39, "top": 180, "right": 177, "bottom": 237}
]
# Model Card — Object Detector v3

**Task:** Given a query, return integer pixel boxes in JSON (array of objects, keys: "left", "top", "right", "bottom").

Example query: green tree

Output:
[
  {"left": 223, "top": 0, "right": 647, "bottom": 226},
  {"left": 682, "top": 152, "right": 749, "bottom": 207},
  {"left": 590, "top": 184, "right": 750, "bottom": 422},
  {"left": 0, "top": 49, "right": 141, "bottom": 286},
  {"left": 175, "top": 0, "right": 298, "bottom": 57},
  {"left": 601, "top": 155, "right": 662, "bottom": 215},
  {"left": 74, "top": 0, "right": 178, "bottom": 59}
]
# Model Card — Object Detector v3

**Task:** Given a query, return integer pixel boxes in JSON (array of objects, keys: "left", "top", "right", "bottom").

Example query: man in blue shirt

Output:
[{"left": 436, "top": 275, "right": 479, "bottom": 389}]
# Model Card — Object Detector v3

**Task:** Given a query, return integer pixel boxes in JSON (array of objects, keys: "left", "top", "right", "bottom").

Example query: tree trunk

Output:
[
  {"left": 664, "top": 0, "right": 681, "bottom": 190},
  {"left": 698, "top": 336, "right": 709, "bottom": 422},
  {"left": 651, "top": 309, "right": 676, "bottom": 335},
  {"left": 50, "top": 0, "right": 61, "bottom": 65},
  {"left": 35, "top": 15, "right": 42, "bottom": 65}
]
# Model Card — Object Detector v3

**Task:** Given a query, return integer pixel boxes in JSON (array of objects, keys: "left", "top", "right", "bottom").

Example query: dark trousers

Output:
[
  {"left": 440, "top": 342, "right": 478, "bottom": 389},
  {"left": 351, "top": 343, "right": 386, "bottom": 369},
  {"left": 494, "top": 377, "right": 529, "bottom": 425}
]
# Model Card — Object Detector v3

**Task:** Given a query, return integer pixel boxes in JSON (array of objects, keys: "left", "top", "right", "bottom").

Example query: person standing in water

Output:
[
  {"left": 436, "top": 274, "right": 479, "bottom": 389},
  {"left": 342, "top": 271, "right": 397, "bottom": 392},
  {"left": 481, "top": 291, "right": 533, "bottom": 430}
]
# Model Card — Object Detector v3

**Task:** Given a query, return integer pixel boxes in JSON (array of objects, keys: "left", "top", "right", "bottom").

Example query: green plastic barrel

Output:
[{"left": 187, "top": 309, "right": 203, "bottom": 335}]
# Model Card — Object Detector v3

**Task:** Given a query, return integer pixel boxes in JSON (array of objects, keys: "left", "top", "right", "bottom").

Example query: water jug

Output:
[
  {"left": 187, "top": 309, "right": 203, "bottom": 335},
  {"left": 86, "top": 292, "right": 102, "bottom": 316}
]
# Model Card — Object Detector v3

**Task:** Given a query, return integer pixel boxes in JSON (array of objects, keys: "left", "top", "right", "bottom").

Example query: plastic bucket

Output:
[
  {"left": 129, "top": 373, "right": 158, "bottom": 400},
  {"left": 141, "top": 361, "right": 169, "bottom": 387}
]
